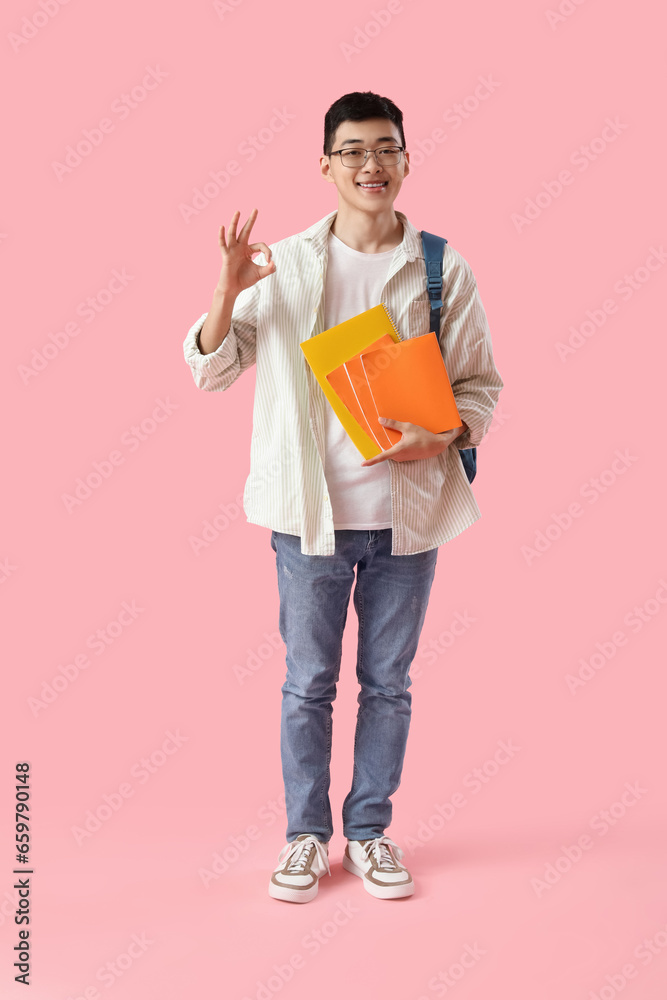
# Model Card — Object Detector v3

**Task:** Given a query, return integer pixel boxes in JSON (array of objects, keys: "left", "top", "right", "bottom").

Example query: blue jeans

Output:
[{"left": 270, "top": 528, "right": 439, "bottom": 843}]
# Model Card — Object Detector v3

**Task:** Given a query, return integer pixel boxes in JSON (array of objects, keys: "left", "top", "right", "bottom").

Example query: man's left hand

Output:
[{"left": 360, "top": 418, "right": 468, "bottom": 467}]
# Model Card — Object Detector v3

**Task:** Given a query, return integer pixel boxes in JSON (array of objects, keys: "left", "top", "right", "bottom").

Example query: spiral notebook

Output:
[
  {"left": 300, "top": 304, "right": 402, "bottom": 459},
  {"left": 301, "top": 307, "right": 462, "bottom": 460},
  {"left": 325, "top": 335, "right": 402, "bottom": 450},
  {"left": 359, "top": 331, "right": 462, "bottom": 444}
]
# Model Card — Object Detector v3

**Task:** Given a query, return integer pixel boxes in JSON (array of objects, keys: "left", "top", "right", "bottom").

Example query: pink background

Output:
[{"left": 2, "top": 0, "right": 666, "bottom": 997}]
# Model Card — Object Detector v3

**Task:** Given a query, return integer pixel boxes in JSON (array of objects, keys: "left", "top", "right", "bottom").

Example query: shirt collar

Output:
[{"left": 296, "top": 210, "right": 422, "bottom": 262}]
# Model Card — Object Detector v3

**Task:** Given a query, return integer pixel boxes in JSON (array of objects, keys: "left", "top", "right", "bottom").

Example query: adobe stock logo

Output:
[
  {"left": 213, "top": 0, "right": 247, "bottom": 16},
  {"left": 71, "top": 730, "right": 189, "bottom": 846},
  {"left": 241, "top": 901, "right": 359, "bottom": 1000},
  {"left": 179, "top": 108, "right": 295, "bottom": 223},
  {"left": 521, "top": 449, "right": 638, "bottom": 566},
  {"left": 411, "top": 610, "right": 477, "bottom": 680},
  {"left": 8, "top": 0, "right": 72, "bottom": 54},
  {"left": 530, "top": 781, "right": 648, "bottom": 898},
  {"left": 565, "top": 578, "right": 667, "bottom": 694},
  {"left": 189, "top": 493, "right": 245, "bottom": 555},
  {"left": 587, "top": 920, "right": 667, "bottom": 1000},
  {"left": 61, "top": 397, "right": 179, "bottom": 514},
  {"left": 417, "top": 943, "right": 486, "bottom": 1000},
  {"left": 545, "top": 0, "right": 590, "bottom": 30},
  {"left": 0, "top": 558, "right": 17, "bottom": 585},
  {"left": 511, "top": 118, "right": 628, "bottom": 233},
  {"left": 18, "top": 268, "right": 134, "bottom": 384},
  {"left": 233, "top": 631, "right": 283, "bottom": 685},
  {"left": 408, "top": 76, "right": 502, "bottom": 170},
  {"left": 51, "top": 67, "right": 168, "bottom": 181},
  {"left": 404, "top": 740, "right": 521, "bottom": 855},
  {"left": 555, "top": 246, "right": 667, "bottom": 361},
  {"left": 339, "top": 1, "right": 403, "bottom": 63},
  {"left": 198, "top": 792, "right": 286, "bottom": 887},
  {"left": 27, "top": 600, "right": 145, "bottom": 717},
  {"left": 62, "top": 932, "right": 154, "bottom": 997}
]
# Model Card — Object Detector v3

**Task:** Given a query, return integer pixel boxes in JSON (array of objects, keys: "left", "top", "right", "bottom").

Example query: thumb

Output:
[
  {"left": 257, "top": 260, "right": 276, "bottom": 279},
  {"left": 379, "top": 416, "right": 406, "bottom": 429}
]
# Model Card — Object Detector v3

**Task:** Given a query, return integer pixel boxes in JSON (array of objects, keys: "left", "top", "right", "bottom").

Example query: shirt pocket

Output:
[{"left": 405, "top": 299, "right": 434, "bottom": 340}]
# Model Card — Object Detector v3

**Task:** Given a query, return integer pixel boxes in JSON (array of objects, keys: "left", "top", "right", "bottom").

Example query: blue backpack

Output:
[{"left": 421, "top": 230, "right": 477, "bottom": 485}]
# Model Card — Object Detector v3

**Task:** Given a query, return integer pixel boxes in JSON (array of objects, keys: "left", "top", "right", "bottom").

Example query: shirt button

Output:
[{"left": 323, "top": 495, "right": 329, "bottom": 502}]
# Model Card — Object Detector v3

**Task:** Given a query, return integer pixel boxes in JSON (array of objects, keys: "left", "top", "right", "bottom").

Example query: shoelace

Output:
[
  {"left": 360, "top": 835, "right": 404, "bottom": 870},
  {"left": 281, "top": 836, "right": 331, "bottom": 877}
]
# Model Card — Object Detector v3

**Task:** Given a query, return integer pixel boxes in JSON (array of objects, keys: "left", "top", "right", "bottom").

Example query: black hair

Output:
[{"left": 323, "top": 91, "right": 406, "bottom": 156}]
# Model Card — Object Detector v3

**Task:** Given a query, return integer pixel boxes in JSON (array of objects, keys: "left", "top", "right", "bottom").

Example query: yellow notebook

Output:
[{"left": 300, "top": 304, "right": 402, "bottom": 460}]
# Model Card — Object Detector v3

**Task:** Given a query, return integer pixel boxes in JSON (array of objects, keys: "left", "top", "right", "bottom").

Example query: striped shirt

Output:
[{"left": 183, "top": 210, "right": 503, "bottom": 556}]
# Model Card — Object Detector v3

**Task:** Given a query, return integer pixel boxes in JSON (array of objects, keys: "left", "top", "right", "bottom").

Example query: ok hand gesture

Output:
[{"left": 216, "top": 208, "right": 276, "bottom": 297}]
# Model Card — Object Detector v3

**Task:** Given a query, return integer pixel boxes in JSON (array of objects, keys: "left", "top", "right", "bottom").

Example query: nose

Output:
[{"left": 361, "top": 155, "right": 383, "bottom": 173}]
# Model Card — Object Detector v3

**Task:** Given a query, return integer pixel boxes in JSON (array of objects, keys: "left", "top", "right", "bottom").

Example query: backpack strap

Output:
[
  {"left": 420, "top": 230, "right": 447, "bottom": 335},
  {"left": 420, "top": 229, "right": 477, "bottom": 485}
]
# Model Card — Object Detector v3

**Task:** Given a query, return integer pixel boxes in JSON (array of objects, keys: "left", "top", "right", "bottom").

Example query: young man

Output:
[{"left": 183, "top": 92, "right": 503, "bottom": 903}]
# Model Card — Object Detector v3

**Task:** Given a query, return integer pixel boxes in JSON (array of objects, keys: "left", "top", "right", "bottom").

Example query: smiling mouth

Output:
[{"left": 357, "top": 181, "right": 389, "bottom": 188}]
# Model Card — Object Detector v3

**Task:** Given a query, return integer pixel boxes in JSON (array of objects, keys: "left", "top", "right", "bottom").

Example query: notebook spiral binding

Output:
[{"left": 382, "top": 303, "right": 402, "bottom": 341}]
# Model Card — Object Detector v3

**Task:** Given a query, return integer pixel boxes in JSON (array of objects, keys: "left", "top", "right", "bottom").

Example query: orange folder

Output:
[
  {"left": 325, "top": 335, "right": 401, "bottom": 449},
  {"left": 326, "top": 332, "right": 462, "bottom": 453},
  {"left": 300, "top": 303, "right": 402, "bottom": 459}
]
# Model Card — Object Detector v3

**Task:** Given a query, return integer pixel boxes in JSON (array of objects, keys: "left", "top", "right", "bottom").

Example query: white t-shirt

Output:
[{"left": 322, "top": 230, "right": 398, "bottom": 529}]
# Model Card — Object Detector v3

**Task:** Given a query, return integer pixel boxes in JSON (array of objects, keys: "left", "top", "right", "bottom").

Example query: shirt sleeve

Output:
[
  {"left": 182, "top": 278, "right": 261, "bottom": 392},
  {"left": 439, "top": 260, "right": 503, "bottom": 450}
]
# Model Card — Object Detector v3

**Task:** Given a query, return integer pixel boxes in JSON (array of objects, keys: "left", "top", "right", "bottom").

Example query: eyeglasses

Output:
[{"left": 329, "top": 146, "right": 405, "bottom": 167}]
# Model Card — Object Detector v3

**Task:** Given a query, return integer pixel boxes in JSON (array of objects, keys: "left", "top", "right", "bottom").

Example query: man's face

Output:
[{"left": 320, "top": 117, "right": 410, "bottom": 212}]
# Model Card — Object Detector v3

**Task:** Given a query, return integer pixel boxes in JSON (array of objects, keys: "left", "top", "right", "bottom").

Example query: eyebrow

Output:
[{"left": 337, "top": 136, "right": 399, "bottom": 147}]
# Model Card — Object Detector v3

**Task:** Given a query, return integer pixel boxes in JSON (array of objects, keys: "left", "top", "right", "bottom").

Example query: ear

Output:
[
  {"left": 320, "top": 155, "right": 336, "bottom": 184},
  {"left": 402, "top": 151, "right": 410, "bottom": 179}
]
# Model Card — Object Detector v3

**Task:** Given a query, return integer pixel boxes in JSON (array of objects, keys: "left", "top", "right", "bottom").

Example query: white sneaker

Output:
[
  {"left": 268, "top": 834, "right": 331, "bottom": 903},
  {"left": 343, "top": 836, "right": 414, "bottom": 898}
]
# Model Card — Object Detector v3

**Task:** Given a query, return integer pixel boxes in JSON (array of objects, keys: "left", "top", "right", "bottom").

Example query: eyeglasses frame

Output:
[{"left": 328, "top": 145, "right": 406, "bottom": 167}]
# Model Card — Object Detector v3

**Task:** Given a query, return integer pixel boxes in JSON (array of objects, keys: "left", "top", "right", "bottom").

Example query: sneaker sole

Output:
[
  {"left": 342, "top": 853, "right": 414, "bottom": 899},
  {"left": 268, "top": 879, "right": 320, "bottom": 903}
]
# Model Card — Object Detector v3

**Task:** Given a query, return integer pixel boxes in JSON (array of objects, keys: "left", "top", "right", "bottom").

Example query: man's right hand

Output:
[{"left": 216, "top": 208, "right": 276, "bottom": 297}]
